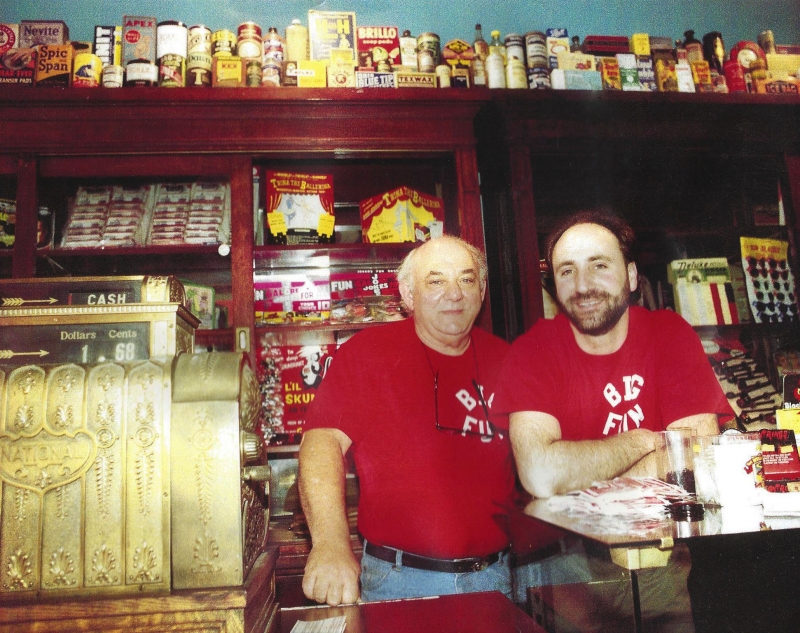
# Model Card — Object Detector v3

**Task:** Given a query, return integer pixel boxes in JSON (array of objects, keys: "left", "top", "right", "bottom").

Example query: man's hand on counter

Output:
[{"left": 302, "top": 541, "right": 361, "bottom": 606}]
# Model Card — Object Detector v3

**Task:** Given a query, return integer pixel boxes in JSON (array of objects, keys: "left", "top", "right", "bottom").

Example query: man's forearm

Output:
[
  {"left": 298, "top": 431, "right": 351, "bottom": 548},
  {"left": 515, "top": 428, "right": 655, "bottom": 498}
]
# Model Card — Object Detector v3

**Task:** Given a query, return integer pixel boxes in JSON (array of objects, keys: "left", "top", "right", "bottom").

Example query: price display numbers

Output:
[{"left": 0, "top": 322, "right": 150, "bottom": 366}]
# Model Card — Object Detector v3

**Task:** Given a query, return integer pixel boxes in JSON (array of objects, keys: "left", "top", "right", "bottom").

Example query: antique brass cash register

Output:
[{"left": 0, "top": 276, "right": 275, "bottom": 633}]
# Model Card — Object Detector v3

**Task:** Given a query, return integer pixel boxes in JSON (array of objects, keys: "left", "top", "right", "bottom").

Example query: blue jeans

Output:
[{"left": 360, "top": 542, "right": 513, "bottom": 602}]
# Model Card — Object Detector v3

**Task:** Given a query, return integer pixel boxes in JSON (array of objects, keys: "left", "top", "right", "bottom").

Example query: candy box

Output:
[
  {"left": 264, "top": 171, "right": 335, "bottom": 244},
  {"left": 360, "top": 185, "right": 444, "bottom": 243}
]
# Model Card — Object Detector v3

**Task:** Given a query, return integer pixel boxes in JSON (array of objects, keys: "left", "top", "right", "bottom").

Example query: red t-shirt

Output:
[
  {"left": 304, "top": 318, "right": 516, "bottom": 559},
  {"left": 494, "top": 306, "right": 732, "bottom": 437}
]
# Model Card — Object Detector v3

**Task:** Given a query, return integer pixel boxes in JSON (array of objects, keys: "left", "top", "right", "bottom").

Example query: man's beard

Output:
[{"left": 559, "top": 284, "right": 631, "bottom": 336}]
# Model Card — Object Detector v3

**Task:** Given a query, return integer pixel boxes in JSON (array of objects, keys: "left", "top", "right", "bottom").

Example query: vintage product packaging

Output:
[
  {"left": 636, "top": 55, "right": 657, "bottom": 91},
  {"left": 122, "top": 15, "right": 157, "bottom": 65},
  {"left": 740, "top": 236, "right": 799, "bottom": 324},
  {"left": 546, "top": 27, "right": 569, "bottom": 69},
  {"left": 296, "top": 59, "right": 328, "bottom": 87},
  {"left": 19, "top": 20, "right": 68, "bottom": 48},
  {"left": 35, "top": 44, "right": 72, "bottom": 86},
  {"left": 550, "top": 69, "right": 602, "bottom": 90},
  {"left": 355, "top": 70, "right": 396, "bottom": 88},
  {"left": 556, "top": 51, "right": 596, "bottom": 70},
  {"left": 0, "top": 23, "right": 18, "bottom": 55},
  {"left": 212, "top": 55, "right": 245, "bottom": 86},
  {"left": 330, "top": 268, "right": 407, "bottom": 324},
  {"left": 691, "top": 60, "right": 714, "bottom": 92},
  {"left": 598, "top": 57, "right": 621, "bottom": 90},
  {"left": 308, "top": 10, "right": 356, "bottom": 61},
  {"left": 667, "top": 258, "right": 738, "bottom": 326},
  {"left": 356, "top": 25, "right": 400, "bottom": 68},
  {"left": 253, "top": 271, "right": 331, "bottom": 323},
  {"left": 581, "top": 35, "right": 629, "bottom": 56},
  {"left": 616, "top": 53, "right": 641, "bottom": 90},
  {"left": 181, "top": 279, "right": 216, "bottom": 329},
  {"left": 441, "top": 38, "right": 474, "bottom": 75},
  {"left": 0, "top": 47, "right": 35, "bottom": 85},
  {"left": 0, "top": 199, "right": 15, "bottom": 248},
  {"left": 327, "top": 60, "right": 356, "bottom": 87},
  {"left": 395, "top": 70, "right": 436, "bottom": 88},
  {"left": 655, "top": 58, "right": 678, "bottom": 92},
  {"left": 265, "top": 171, "right": 334, "bottom": 244},
  {"left": 629, "top": 33, "right": 651, "bottom": 57},
  {"left": 761, "top": 73, "right": 800, "bottom": 95},
  {"left": 360, "top": 185, "right": 444, "bottom": 244},
  {"left": 94, "top": 25, "right": 122, "bottom": 67},
  {"left": 759, "top": 429, "right": 800, "bottom": 491}
]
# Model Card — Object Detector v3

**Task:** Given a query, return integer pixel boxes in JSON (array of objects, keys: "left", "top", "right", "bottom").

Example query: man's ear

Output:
[
  {"left": 399, "top": 281, "right": 414, "bottom": 311},
  {"left": 627, "top": 261, "right": 639, "bottom": 293}
]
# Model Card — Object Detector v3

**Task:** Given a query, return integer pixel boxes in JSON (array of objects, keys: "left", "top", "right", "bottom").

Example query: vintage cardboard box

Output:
[
  {"left": 0, "top": 23, "right": 18, "bottom": 55},
  {"left": 0, "top": 47, "right": 35, "bottom": 85},
  {"left": 395, "top": 70, "right": 436, "bottom": 88},
  {"left": 122, "top": 15, "right": 157, "bottom": 65},
  {"left": 35, "top": 44, "right": 72, "bottom": 86},
  {"left": 94, "top": 25, "right": 122, "bottom": 67},
  {"left": 327, "top": 61, "right": 356, "bottom": 87},
  {"left": 253, "top": 271, "right": 331, "bottom": 323},
  {"left": 181, "top": 279, "right": 216, "bottom": 329},
  {"left": 212, "top": 55, "right": 245, "bottom": 87},
  {"left": 296, "top": 59, "right": 328, "bottom": 87},
  {"left": 265, "top": 171, "right": 335, "bottom": 244},
  {"left": 356, "top": 25, "right": 400, "bottom": 68},
  {"left": 355, "top": 70, "right": 395, "bottom": 88},
  {"left": 308, "top": 10, "right": 356, "bottom": 61},
  {"left": 19, "top": 20, "right": 68, "bottom": 48},
  {"left": 360, "top": 186, "right": 444, "bottom": 243}
]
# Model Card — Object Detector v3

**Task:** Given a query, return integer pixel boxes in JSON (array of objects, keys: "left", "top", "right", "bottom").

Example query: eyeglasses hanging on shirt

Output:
[{"left": 432, "top": 371, "right": 505, "bottom": 441}]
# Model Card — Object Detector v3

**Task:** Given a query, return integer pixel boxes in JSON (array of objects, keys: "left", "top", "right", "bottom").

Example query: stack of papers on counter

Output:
[{"left": 547, "top": 477, "right": 693, "bottom": 517}]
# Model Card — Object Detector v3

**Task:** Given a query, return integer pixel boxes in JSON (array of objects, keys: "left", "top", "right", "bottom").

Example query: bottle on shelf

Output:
[
  {"left": 473, "top": 23, "right": 489, "bottom": 61},
  {"left": 683, "top": 30, "right": 704, "bottom": 64},
  {"left": 489, "top": 30, "right": 506, "bottom": 64},
  {"left": 570, "top": 35, "right": 581, "bottom": 52},
  {"left": 486, "top": 49, "right": 506, "bottom": 88}
]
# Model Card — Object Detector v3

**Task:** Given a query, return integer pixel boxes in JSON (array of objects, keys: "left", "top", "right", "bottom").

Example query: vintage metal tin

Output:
[
  {"left": 157, "top": 21, "right": 187, "bottom": 58},
  {"left": 527, "top": 67, "right": 551, "bottom": 89},
  {"left": 504, "top": 33, "right": 525, "bottom": 64},
  {"left": 212, "top": 29, "right": 236, "bottom": 57},
  {"left": 237, "top": 38, "right": 261, "bottom": 59},
  {"left": 102, "top": 64, "right": 124, "bottom": 87},
  {"left": 758, "top": 30, "right": 776, "bottom": 55},
  {"left": 159, "top": 53, "right": 185, "bottom": 87},
  {"left": 238, "top": 22, "right": 262, "bottom": 42},
  {"left": 125, "top": 58, "right": 158, "bottom": 86},
  {"left": 188, "top": 24, "right": 212, "bottom": 53},
  {"left": 186, "top": 51, "right": 212, "bottom": 86},
  {"left": 435, "top": 64, "right": 451, "bottom": 87},
  {"left": 417, "top": 32, "right": 440, "bottom": 66},
  {"left": 261, "top": 59, "right": 281, "bottom": 86},
  {"left": 244, "top": 56, "right": 262, "bottom": 86},
  {"left": 72, "top": 51, "right": 102, "bottom": 87},
  {"left": 418, "top": 49, "right": 435, "bottom": 73},
  {"left": 525, "top": 32, "right": 548, "bottom": 69},
  {"left": 123, "top": 16, "right": 157, "bottom": 65},
  {"left": 505, "top": 56, "right": 527, "bottom": 88}
]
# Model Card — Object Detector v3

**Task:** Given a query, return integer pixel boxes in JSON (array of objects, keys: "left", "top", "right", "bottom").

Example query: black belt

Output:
[{"left": 363, "top": 542, "right": 507, "bottom": 574}]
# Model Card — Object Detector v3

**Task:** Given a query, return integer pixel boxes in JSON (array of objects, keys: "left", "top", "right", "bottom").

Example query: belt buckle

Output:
[{"left": 471, "top": 558, "right": 488, "bottom": 572}]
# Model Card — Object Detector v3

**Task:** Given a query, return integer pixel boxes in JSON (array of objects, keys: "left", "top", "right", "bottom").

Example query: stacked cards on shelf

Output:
[
  {"left": 148, "top": 183, "right": 191, "bottom": 246},
  {"left": 185, "top": 181, "right": 230, "bottom": 245},
  {"left": 740, "top": 236, "right": 799, "bottom": 324},
  {"left": 61, "top": 186, "right": 111, "bottom": 248},
  {"left": 329, "top": 268, "right": 407, "bottom": 324}
]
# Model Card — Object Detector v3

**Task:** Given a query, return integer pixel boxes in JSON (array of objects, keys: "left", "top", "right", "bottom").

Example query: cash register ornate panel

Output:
[{"left": 0, "top": 276, "right": 276, "bottom": 633}]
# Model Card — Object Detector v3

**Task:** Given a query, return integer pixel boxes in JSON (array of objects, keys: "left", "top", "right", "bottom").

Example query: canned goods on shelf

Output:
[
  {"left": 436, "top": 64, "right": 451, "bottom": 87},
  {"left": 212, "top": 29, "right": 236, "bottom": 57},
  {"left": 102, "top": 64, "right": 124, "bottom": 88},
  {"left": 504, "top": 34, "right": 525, "bottom": 65},
  {"left": 238, "top": 22, "right": 262, "bottom": 42},
  {"left": 157, "top": 21, "right": 188, "bottom": 58},
  {"left": 188, "top": 25, "right": 212, "bottom": 54},
  {"left": 245, "top": 57, "right": 262, "bottom": 86},
  {"left": 527, "top": 67, "right": 551, "bottom": 89},
  {"left": 237, "top": 38, "right": 261, "bottom": 59},
  {"left": 418, "top": 49, "right": 435, "bottom": 73},
  {"left": 72, "top": 52, "right": 103, "bottom": 87},
  {"left": 159, "top": 53, "right": 186, "bottom": 87},
  {"left": 506, "top": 57, "right": 527, "bottom": 88},
  {"left": 125, "top": 59, "right": 158, "bottom": 87},
  {"left": 417, "top": 32, "right": 440, "bottom": 66},
  {"left": 186, "top": 51, "right": 212, "bottom": 86}
]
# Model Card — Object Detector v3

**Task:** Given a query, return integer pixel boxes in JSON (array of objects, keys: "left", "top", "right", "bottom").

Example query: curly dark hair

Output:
[{"left": 544, "top": 209, "right": 637, "bottom": 271}]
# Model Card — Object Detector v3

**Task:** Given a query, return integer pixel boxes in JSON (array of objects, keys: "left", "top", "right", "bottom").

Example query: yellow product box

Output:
[
  {"left": 777, "top": 409, "right": 800, "bottom": 435},
  {"left": 630, "top": 33, "right": 651, "bottom": 56},
  {"left": 556, "top": 51, "right": 596, "bottom": 71},
  {"left": 395, "top": 71, "right": 436, "bottom": 88},
  {"left": 761, "top": 72, "right": 800, "bottom": 95},
  {"left": 308, "top": 10, "right": 356, "bottom": 61},
  {"left": 212, "top": 55, "right": 245, "bottom": 87},
  {"left": 327, "top": 61, "right": 356, "bottom": 87},
  {"left": 35, "top": 44, "right": 72, "bottom": 86},
  {"left": 655, "top": 58, "right": 678, "bottom": 92},
  {"left": 691, "top": 60, "right": 714, "bottom": 92},
  {"left": 598, "top": 57, "right": 621, "bottom": 90},
  {"left": 360, "top": 185, "right": 444, "bottom": 243},
  {"left": 297, "top": 59, "right": 328, "bottom": 87},
  {"left": 766, "top": 53, "right": 800, "bottom": 75}
]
